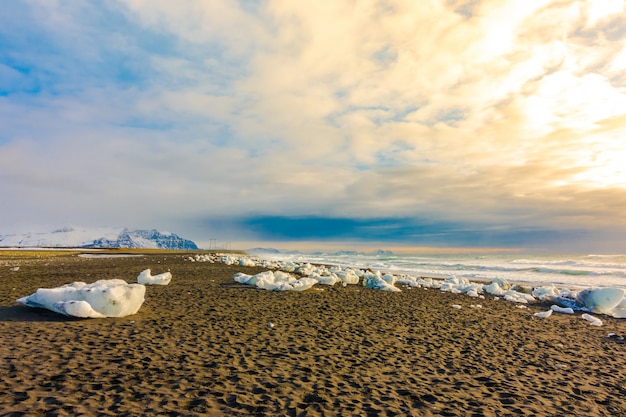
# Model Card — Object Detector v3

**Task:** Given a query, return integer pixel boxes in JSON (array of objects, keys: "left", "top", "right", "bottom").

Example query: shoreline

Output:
[{"left": 1, "top": 252, "right": 625, "bottom": 416}]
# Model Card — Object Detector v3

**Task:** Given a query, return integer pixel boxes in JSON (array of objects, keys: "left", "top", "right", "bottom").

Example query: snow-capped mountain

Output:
[{"left": 0, "top": 226, "right": 198, "bottom": 249}]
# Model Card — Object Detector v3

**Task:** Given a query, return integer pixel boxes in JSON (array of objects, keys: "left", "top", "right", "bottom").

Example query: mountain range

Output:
[{"left": 0, "top": 226, "right": 198, "bottom": 249}]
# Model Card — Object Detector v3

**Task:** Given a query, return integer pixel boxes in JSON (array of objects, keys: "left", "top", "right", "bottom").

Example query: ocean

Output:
[{"left": 257, "top": 252, "right": 626, "bottom": 290}]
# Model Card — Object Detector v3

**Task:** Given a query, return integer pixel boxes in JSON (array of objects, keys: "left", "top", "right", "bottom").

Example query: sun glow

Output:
[
  {"left": 573, "top": 154, "right": 626, "bottom": 188},
  {"left": 568, "top": 132, "right": 626, "bottom": 188}
]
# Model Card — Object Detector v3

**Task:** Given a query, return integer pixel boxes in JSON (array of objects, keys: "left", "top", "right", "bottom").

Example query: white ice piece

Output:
[
  {"left": 362, "top": 271, "right": 401, "bottom": 292},
  {"left": 137, "top": 269, "right": 172, "bottom": 285},
  {"left": 577, "top": 288, "right": 625, "bottom": 314},
  {"left": 309, "top": 272, "right": 339, "bottom": 286},
  {"left": 335, "top": 268, "right": 360, "bottom": 285},
  {"left": 239, "top": 258, "right": 257, "bottom": 267},
  {"left": 233, "top": 271, "right": 317, "bottom": 291},
  {"left": 611, "top": 298, "right": 626, "bottom": 318},
  {"left": 551, "top": 305, "right": 574, "bottom": 314},
  {"left": 534, "top": 310, "right": 553, "bottom": 318},
  {"left": 484, "top": 282, "right": 506, "bottom": 296},
  {"left": 581, "top": 313, "right": 603, "bottom": 326},
  {"left": 17, "top": 279, "right": 146, "bottom": 318}
]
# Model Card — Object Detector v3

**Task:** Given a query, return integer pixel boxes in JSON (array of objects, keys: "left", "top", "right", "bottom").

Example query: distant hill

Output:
[
  {"left": 0, "top": 226, "right": 198, "bottom": 250},
  {"left": 246, "top": 247, "right": 282, "bottom": 254}
]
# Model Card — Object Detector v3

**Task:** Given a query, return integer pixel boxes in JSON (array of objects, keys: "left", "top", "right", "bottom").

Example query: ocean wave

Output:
[
  {"left": 511, "top": 259, "right": 578, "bottom": 266},
  {"left": 271, "top": 252, "right": 626, "bottom": 289}
]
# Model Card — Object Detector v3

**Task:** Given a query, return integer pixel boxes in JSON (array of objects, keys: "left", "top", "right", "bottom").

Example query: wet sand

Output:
[{"left": 1, "top": 251, "right": 625, "bottom": 416}]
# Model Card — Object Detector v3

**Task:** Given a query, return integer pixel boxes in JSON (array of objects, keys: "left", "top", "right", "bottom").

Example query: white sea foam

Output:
[{"left": 260, "top": 252, "right": 626, "bottom": 289}]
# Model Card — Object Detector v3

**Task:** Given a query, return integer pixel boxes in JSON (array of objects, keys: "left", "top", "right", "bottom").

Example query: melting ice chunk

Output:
[
  {"left": 362, "top": 271, "right": 401, "bottom": 292},
  {"left": 581, "top": 313, "right": 603, "bottom": 326},
  {"left": 17, "top": 279, "right": 146, "bottom": 318},
  {"left": 534, "top": 310, "right": 552, "bottom": 318},
  {"left": 577, "top": 288, "right": 624, "bottom": 314},
  {"left": 137, "top": 269, "right": 172, "bottom": 285},
  {"left": 551, "top": 305, "right": 574, "bottom": 314},
  {"left": 233, "top": 271, "right": 318, "bottom": 291}
]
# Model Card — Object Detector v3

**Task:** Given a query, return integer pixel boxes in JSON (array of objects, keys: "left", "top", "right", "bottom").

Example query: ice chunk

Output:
[
  {"left": 137, "top": 269, "right": 172, "bottom": 285},
  {"left": 577, "top": 288, "right": 625, "bottom": 314},
  {"left": 56, "top": 300, "right": 106, "bottom": 318},
  {"left": 381, "top": 273, "right": 396, "bottom": 285},
  {"left": 534, "top": 310, "right": 552, "bottom": 318},
  {"left": 233, "top": 271, "right": 259, "bottom": 285},
  {"left": 239, "top": 258, "right": 257, "bottom": 267},
  {"left": 233, "top": 271, "right": 317, "bottom": 291},
  {"left": 335, "top": 268, "right": 360, "bottom": 285},
  {"left": 581, "top": 313, "right": 603, "bottom": 326},
  {"left": 490, "top": 277, "right": 511, "bottom": 290},
  {"left": 363, "top": 271, "right": 401, "bottom": 292},
  {"left": 309, "top": 272, "right": 339, "bottom": 286},
  {"left": 503, "top": 290, "right": 534, "bottom": 303},
  {"left": 532, "top": 285, "right": 560, "bottom": 300},
  {"left": 295, "top": 263, "right": 315, "bottom": 276},
  {"left": 484, "top": 282, "right": 505, "bottom": 296},
  {"left": 17, "top": 279, "right": 146, "bottom": 318},
  {"left": 551, "top": 305, "right": 574, "bottom": 314},
  {"left": 610, "top": 298, "right": 626, "bottom": 318}
]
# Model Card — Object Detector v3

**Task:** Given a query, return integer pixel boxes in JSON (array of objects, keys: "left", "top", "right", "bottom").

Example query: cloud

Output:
[{"left": 1, "top": 0, "right": 626, "bottom": 250}]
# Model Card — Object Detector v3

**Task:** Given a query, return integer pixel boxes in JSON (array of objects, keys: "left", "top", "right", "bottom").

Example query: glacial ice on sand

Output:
[
  {"left": 191, "top": 253, "right": 626, "bottom": 318},
  {"left": 233, "top": 271, "right": 318, "bottom": 291},
  {"left": 576, "top": 288, "right": 625, "bottom": 314},
  {"left": 137, "top": 269, "right": 172, "bottom": 285},
  {"left": 17, "top": 279, "right": 146, "bottom": 318}
]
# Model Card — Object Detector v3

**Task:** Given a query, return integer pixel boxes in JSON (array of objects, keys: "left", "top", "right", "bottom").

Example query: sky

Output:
[{"left": 1, "top": 0, "right": 626, "bottom": 252}]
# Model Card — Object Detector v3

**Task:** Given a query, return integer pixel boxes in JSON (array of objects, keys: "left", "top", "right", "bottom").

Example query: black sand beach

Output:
[{"left": 1, "top": 251, "right": 625, "bottom": 416}]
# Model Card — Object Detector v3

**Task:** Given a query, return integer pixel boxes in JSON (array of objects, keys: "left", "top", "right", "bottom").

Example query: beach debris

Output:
[
  {"left": 10, "top": 266, "right": 19, "bottom": 271},
  {"left": 17, "top": 279, "right": 146, "bottom": 318},
  {"left": 470, "top": 304, "right": 482, "bottom": 309},
  {"left": 267, "top": 323, "right": 275, "bottom": 328},
  {"left": 137, "top": 269, "right": 172, "bottom": 285},
  {"left": 534, "top": 310, "right": 553, "bottom": 318},
  {"left": 581, "top": 313, "right": 603, "bottom": 326},
  {"left": 607, "top": 333, "right": 625, "bottom": 342},
  {"left": 451, "top": 304, "right": 462, "bottom": 309}
]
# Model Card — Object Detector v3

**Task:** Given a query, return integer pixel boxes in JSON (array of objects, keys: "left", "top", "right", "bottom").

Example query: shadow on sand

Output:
[{"left": 0, "top": 305, "right": 81, "bottom": 323}]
